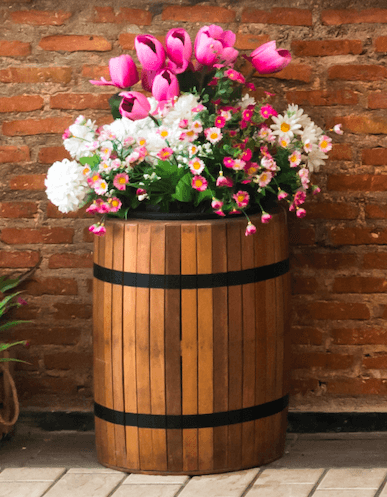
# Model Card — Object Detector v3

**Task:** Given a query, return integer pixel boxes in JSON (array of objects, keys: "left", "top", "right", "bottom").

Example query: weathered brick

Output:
[
  {"left": 83, "top": 226, "right": 94, "bottom": 242},
  {"left": 290, "top": 252, "right": 358, "bottom": 269},
  {"left": 291, "top": 39, "right": 362, "bottom": 56},
  {"left": 1, "top": 227, "right": 73, "bottom": 244},
  {"left": 286, "top": 89, "right": 358, "bottom": 106},
  {"left": 50, "top": 93, "right": 111, "bottom": 110},
  {"left": 332, "top": 327, "right": 387, "bottom": 345},
  {"left": 92, "top": 6, "right": 115, "bottom": 22},
  {"left": 93, "top": 6, "right": 152, "bottom": 25},
  {"left": 39, "top": 35, "right": 112, "bottom": 52},
  {"left": 48, "top": 252, "right": 93, "bottom": 268},
  {"left": 118, "top": 33, "right": 164, "bottom": 51},
  {"left": 9, "top": 174, "right": 45, "bottom": 190},
  {"left": 10, "top": 10, "right": 72, "bottom": 25},
  {"left": 0, "top": 40, "right": 31, "bottom": 56},
  {"left": 52, "top": 303, "right": 92, "bottom": 320},
  {"left": 363, "top": 252, "right": 387, "bottom": 268},
  {"left": 0, "top": 95, "right": 44, "bottom": 113},
  {"left": 363, "top": 355, "right": 387, "bottom": 369},
  {"left": 333, "top": 276, "right": 387, "bottom": 293},
  {"left": 2, "top": 117, "right": 73, "bottom": 136},
  {"left": 0, "top": 250, "right": 40, "bottom": 267},
  {"left": 362, "top": 148, "right": 387, "bottom": 165},
  {"left": 290, "top": 326, "right": 324, "bottom": 345},
  {"left": 331, "top": 227, "right": 387, "bottom": 245},
  {"left": 46, "top": 203, "right": 90, "bottom": 219},
  {"left": 321, "top": 9, "right": 387, "bottom": 25},
  {"left": 290, "top": 378, "right": 320, "bottom": 396},
  {"left": 326, "top": 378, "right": 387, "bottom": 395},
  {"left": 375, "top": 36, "right": 387, "bottom": 52},
  {"left": 328, "top": 65, "right": 387, "bottom": 81},
  {"left": 292, "top": 276, "right": 318, "bottom": 294},
  {"left": 38, "top": 146, "right": 70, "bottom": 164},
  {"left": 45, "top": 352, "right": 92, "bottom": 370},
  {"left": 288, "top": 227, "right": 315, "bottom": 245},
  {"left": 0, "top": 145, "right": 30, "bottom": 163},
  {"left": 327, "top": 174, "right": 387, "bottom": 191},
  {"left": 328, "top": 144, "right": 353, "bottom": 161},
  {"left": 0, "top": 201, "right": 38, "bottom": 218},
  {"left": 365, "top": 204, "right": 387, "bottom": 219},
  {"left": 326, "top": 115, "right": 387, "bottom": 134},
  {"left": 162, "top": 5, "right": 236, "bottom": 23},
  {"left": 241, "top": 8, "right": 312, "bottom": 26},
  {"left": 305, "top": 202, "right": 359, "bottom": 219},
  {"left": 235, "top": 33, "right": 270, "bottom": 50},
  {"left": 368, "top": 92, "right": 387, "bottom": 109},
  {"left": 10, "top": 326, "right": 82, "bottom": 346},
  {"left": 0, "top": 67, "right": 72, "bottom": 84},
  {"left": 259, "top": 63, "right": 312, "bottom": 82},
  {"left": 22, "top": 278, "right": 78, "bottom": 296},
  {"left": 292, "top": 352, "right": 354, "bottom": 370},
  {"left": 298, "top": 301, "right": 370, "bottom": 320},
  {"left": 81, "top": 65, "right": 109, "bottom": 80}
]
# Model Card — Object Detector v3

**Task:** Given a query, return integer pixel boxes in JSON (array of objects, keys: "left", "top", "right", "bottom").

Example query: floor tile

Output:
[
  {"left": 179, "top": 468, "right": 259, "bottom": 497},
  {"left": 254, "top": 468, "right": 324, "bottom": 485},
  {"left": 245, "top": 483, "right": 315, "bottom": 497},
  {"left": 318, "top": 468, "right": 387, "bottom": 489},
  {"left": 123, "top": 474, "right": 189, "bottom": 484},
  {"left": 42, "top": 472, "right": 126, "bottom": 497},
  {"left": 0, "top": 467, "right": 66, "bottom": 481},
  {"left": 313, "top": 490, "right": 377, "bottom": 497},
  {"left": 67, "top": 468, "right": 124, "bottom": 474},
  {"left": 0, "top": 481, "right": 54, "bottom": 497},
  {"left": 111, "top": 484, "right": 184, "bottom": 497}
]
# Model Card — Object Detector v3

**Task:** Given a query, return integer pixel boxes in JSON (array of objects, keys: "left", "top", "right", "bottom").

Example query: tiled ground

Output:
[{"left": 1, "top": 426, "right": 387, "bottom": 496}]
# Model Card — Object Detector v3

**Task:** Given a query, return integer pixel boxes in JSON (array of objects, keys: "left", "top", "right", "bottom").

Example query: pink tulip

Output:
[
  {"left": 165, "top": 28, "right": 192, "bottom": 73},
  {"left": 194, "top": 24, "right": 238, "bottom": 67},
  {"left": 245, "top": 41, "right": 291, "bottom": 74},
  {"left": 90, "top": 55, "right": 139, "bottom": 88},
  {"left": 152, "top": 69, "right": 180, "bottom": 101},
  {"left": 135, "top": 35, "right": 166, "bottom": 71},
  {"left": 119, "top": 91, "right": 151, "bottom": 120}
]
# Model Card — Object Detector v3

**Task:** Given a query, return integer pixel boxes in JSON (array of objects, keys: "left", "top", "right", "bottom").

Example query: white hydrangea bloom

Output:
[
  {"left": 45, "top": 159, "right": 89, "bottom": 213},
  {"left": 64, "top": 120, "right": 97, "bottom": 160},
  {"left": 239, "top": 93, "right": 256, "bottom": 109}
]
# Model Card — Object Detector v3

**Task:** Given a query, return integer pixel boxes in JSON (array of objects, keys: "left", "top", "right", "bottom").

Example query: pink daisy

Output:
[
  {"left": 189, "top": 157, "right": 205, "bottom": 175},
  {"left": 192, "top": 175, "right": 208, "bottom": 191},
  {"left": 233, "top": 190, "right": 250, "bottom": 208},
  {"left": 113, "top": 173, "right": 129, "bottom": 191}
]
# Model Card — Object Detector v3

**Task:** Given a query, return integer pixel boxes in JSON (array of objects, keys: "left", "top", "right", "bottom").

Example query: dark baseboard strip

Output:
[{"left": 16, "top": 411, "right": 387, "bottom": 433}]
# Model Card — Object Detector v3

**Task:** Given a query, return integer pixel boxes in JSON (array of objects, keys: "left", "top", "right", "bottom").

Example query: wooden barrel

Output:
[{"left": 93, "top": 207, "right": 291, "bottom": 474}]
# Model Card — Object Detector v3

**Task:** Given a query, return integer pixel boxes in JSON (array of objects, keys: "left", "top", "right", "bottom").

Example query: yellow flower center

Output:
[
  {"left": 195, "top": 179, "right": 203, "bottom": 187},
  {"left": 280, "top": 122, "right": 290, "bottom": 133},
  {"left": 139, "top": 139, "right": 146, "bottom": 146},
  {"left": 118, "top": 177, "right": 126, "bottom": 184},
  {"left": 237, "top": 195, "right": 244, "bottom": 202},
  {"left": 210, "top": 132, "right": 218, "bottom": 140},
  {"left": 160, "top": 130, "right": 168, "bottom": 138},
  {"left": 321, "top": 140, "right": 328, "bottom": 148}
]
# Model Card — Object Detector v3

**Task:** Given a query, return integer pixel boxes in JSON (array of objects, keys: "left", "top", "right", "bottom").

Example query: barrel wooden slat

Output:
[
  {"left": 150, "top": 224, "right": 168, "bottom": 472},
  {"left": 241, "top": 222, "right": 257, "bottom": 468},
  {"left": 136, "top": 222, "right": 153, "bottom": 470},
  {"left": 123, "top": 223, "right": 140, "bottom": 469},
  {"left": 226, "top": 219, "right": 243, "bottom": 469},
  {"left": 164, "top": 224, "right": 183, "bottom": 473},
  {"left": 180, "top": 224, "right": 198, "bottom": 473},
  {"left": 111, "top": 222, "right": 127, "bottom": 469},
  {"left": 102, "top": 223, "right": 116, "bottom": 468},
  {"left": 197, "top": 223, "right": 214, "bottom": 472},
  {"left": 211, "top": 222, "right": 229, "bottom": 471}
]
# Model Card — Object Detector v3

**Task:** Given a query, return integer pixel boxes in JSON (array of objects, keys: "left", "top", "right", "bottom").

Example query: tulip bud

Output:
[
  {"left": 90, "top": 55, "right": 139, "bottom": 88},
  {"left": 245, "top": 41, "right": 291, "bottom": 75},
  {"left": 152, "top": 69, "right": 180, "bottom": 102},
  {"left": 165, "top": 28, "right": 192, "bottom": 73},
  {"left": 135, "top": 35, "right": 166, "bottom": 71},
  {"left": 119, "top": 91, "right": 151, "bottom": 121}
]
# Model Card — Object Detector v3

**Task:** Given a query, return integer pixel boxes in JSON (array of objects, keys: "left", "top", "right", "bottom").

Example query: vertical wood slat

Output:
[
  {"left": 197, "top": 223, "right": 214, "bottom": 472},
  {"left": 136, "top": 222, "right": 153, "bottom": 470},
  {"left": 150, "top": 224, "right": 167, "bottom": 472},
  {"left": 111, "top": 222, "right": 126, "bottom": 470},
  {"left": 180, "top": 224, "right": 198, "bottom": 473},
  {"left": 123, "top": 223, "right": 140, "bottom": 469},
  {"left": 164, "top": 224, "right": 183, "bottom": 473}
]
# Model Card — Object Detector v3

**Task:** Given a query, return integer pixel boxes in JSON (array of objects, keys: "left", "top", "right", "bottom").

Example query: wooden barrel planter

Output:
[{"left": 93, "top": 206, "right": 291, "bottom": 474}]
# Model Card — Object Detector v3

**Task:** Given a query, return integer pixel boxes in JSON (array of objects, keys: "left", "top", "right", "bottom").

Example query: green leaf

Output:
[
  {"left": 0, "top": 276, "right": 20, "bottom": 293},
  {"left": 79, "top": 155, "right": 100, "bottom": 168},
  {"left": 172, "top": 173, "right": 193, "bottom": 203},
  {"left": 109, "top": 93, "right": 123, "bottom": 120},
  {"left": 0, "top": 320, "right": 29, "bottom": 332},
  {"left": 195, "top": 189, "right": 212, "bottom": 206}
]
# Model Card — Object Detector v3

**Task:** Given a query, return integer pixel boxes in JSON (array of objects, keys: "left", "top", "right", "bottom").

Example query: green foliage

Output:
[{"left": 109, "top": 93, "right": 123, "bottom": 120}]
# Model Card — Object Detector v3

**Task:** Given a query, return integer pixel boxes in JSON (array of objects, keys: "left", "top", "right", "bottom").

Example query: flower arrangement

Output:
[{"left": 45, "top": 24, "right": 342, "bottom": 236}]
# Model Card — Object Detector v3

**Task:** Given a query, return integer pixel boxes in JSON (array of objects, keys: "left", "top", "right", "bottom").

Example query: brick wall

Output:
[{"left": 1, "top": 0, "right": 387, "bottom": 412}]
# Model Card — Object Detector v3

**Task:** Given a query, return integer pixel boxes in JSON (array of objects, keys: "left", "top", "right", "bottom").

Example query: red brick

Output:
[
  {"left": 326, "top": 115, "right": 387, "bottom": 134},
  {"left": 259, "top": 63, "right": 312, "bottom": 83},
  {"left": 375, "top": 37, "right": 387, "bottom": 52},
  {"left": 48, "top": 252, "right": 93, "bottom": 268},
  {"left": 362, "top": 148, "right": 387, "bottom": 165},
  {"left": 327, "top": 174, "right": 387, "bottom": 191},
  {"left": 10, "top": 10, "right": 71, "bottom": 25},
  {"left": 331, "top": 227, "right": 387, "bottom": 245},
  {"left": 321, "top": 9, "right": 387, "bottom": 25},
  {"left": 50, "top": 93, "right": 111, "bottom": 110},
  {"left": 0, "top": 95, "right": 44, "bottom": 113},
  {"left": 39, "top": 35, "right": 112, "bottom": 52},
  {"left": 2, "top": 116, "right": 73, "bottom": 136},
  {"left": 93, "top": 6, "right": 115, "bottom": 22},
  {"left": 162, "top": 5, "right": 235, "bottom": 23},
  {"left": 328, "top": 65, "right": 387, "bottom": 81},
  {"left": 0, "top": 250, "right": 40, "bottom": 268},
  {"left": 81, "top": 65, "right": 109, "bottom": 80},
  {"left": 241, "top": 8, "right": 312, "bottom": 26},
  {"left": 290, "top": 378, "right": 320, "bottom": 396},
  {"left": 235, "top": 34, "right": 270, "bottom": 50},
  {"left": 292, "top": 276, "right": 318, "bottom": 295},
  {"left": 286, "top": 89, "right": 358, "bottom": 106},
  {"left": 332, "top": 327, "right": 387, "bottom": 345},
  {"left": 290, "top": 252, "right": 357, "bottom": 270},
  {"left": 93, "top": 6, "right": 152, "bottom": 25},
  {"left": 0, "top": 201, "right": 38, "bottom": 218},
  {"left": 363, "top": 252, "right": 387, "bottom": 268},
  {"left": 9, "top": 326, "right": 82, "bottom": 346},
  {"left": 38, "top": 146, "right": 70, "bottom": 164},
  {"left": 9, "top": 174, "right": 45, "bottom": 190},
  {"left": 298, "top": 301, "right": 370, "bottom": 320},
  {"left": 333, "top": 276, "right": 387, "bottom": 294},
  {"left": 368, "top": 92, "right": 387, "bottom": 109},
  {"left": 290, "top": 326, "right": 324, "bottom": 345},
  {"left": 0, "top": 67, "right": 72, "bottom": 84},
  {"left": 44, "top": 352, "right": 92, "bottom": 370},
  {"left": 118, "top": 33, "right": 165, "bottom": 51},
  {"left": 46, "top": 203, "right": 91, "bottom": 219},
  {"left": 0, "top": 145, "right": 30, "bottom": 163},
  {"left": 22, "top": 278, "right": 78, "bottom": 295},
  {"left": 52, "top": 303, "right": 92, "bottom": 320},
  {"left": 326, "top": 378, "right": 387, "bottom": 395},
  {"left": 288, "top": 227, "right": 315, "bottom": 245},
  {"left": 327, "top": 144, "right": 353, "bottom": 161},
  {"left": 0, "top": 40, "right": 31, "bottom": 56},
  {"left": 363, "top": 355, "right": 387, "bottom": 369},
  {"left": 305, "top": 202, "right": 359, "bottom": 219},
  {"left": 1, "top": 227, "right": 73, "bottom": 244},
  {"left": 292, "top": 352, "right": 354, "bottom": 370},
  {"left": 83, "top": 226, "right": 94, "bottom": 243},
  {"left": 291, "top": 39, "right": 362, "bottom": 57},
  {"left": 365, "top": 204, "right": 387, "bottom": 219}
]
